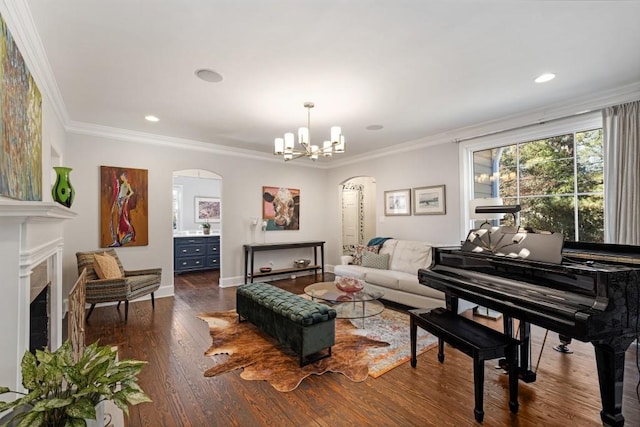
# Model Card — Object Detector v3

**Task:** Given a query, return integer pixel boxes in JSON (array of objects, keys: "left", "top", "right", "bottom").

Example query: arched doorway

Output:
[
  {"left": 172, "top": 169, "right": 222, "bottom": 277},
  {"left": 340, "top": 176, "right": 376, "bottom": 254}
]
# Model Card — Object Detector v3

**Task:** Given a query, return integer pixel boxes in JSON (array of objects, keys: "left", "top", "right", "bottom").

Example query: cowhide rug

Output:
[{"left": 198, "top": 310, "right": 390, "bottom": 392}]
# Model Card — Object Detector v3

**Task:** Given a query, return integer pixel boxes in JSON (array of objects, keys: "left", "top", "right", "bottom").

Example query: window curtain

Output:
[{"left": 603, "top": 100, "right": 640, "bottom": 244}]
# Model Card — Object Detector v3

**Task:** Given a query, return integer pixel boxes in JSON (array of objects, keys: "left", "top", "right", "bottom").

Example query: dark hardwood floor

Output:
[{"left": 84, "top": 270, "right": 640, "bottom": 427}]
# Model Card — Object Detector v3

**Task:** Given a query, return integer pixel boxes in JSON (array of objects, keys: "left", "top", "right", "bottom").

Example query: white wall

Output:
[
  {"left": 61, "top": 133, "right": 462, "bottom": 295},
  {"left": 62, "top": 133, "right": 330, "bottom": 294},
  {"left": 326, "top": 142, "right": 462, "bottom": 266}
]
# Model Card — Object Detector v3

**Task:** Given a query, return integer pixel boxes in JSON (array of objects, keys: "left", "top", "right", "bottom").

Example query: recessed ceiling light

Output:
[
  {"left": 535, "top": 73, "right": 556, "bottom": 83},
  {"left": 145, "top": 115, "right": 159, "bottom": 122},
  {"left": 366, "top": 124, "right": 384, "bottom": 131},
  {"left": 195, "top": 68, "right": 224, "bottom": 83}
]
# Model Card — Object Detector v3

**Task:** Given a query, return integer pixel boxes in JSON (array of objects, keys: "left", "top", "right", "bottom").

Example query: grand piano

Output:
[{"left": 418, "top": 227, "right": 639, "bottom": 427}]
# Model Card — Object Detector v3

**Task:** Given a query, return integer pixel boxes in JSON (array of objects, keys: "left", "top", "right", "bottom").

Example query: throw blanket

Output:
[{"left": 367, "top": 237, "right": 393, "bottom": 247}]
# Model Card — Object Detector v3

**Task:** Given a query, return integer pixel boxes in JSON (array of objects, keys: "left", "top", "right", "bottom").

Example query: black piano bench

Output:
[{"left": 410, "top": 307, "right": 520, "bottom": 423}]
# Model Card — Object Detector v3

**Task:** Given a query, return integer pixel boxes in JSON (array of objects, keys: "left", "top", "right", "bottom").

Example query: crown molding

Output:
[
  {"left": 326, "top": 81, "right": 640, "bottom": 169},
  {"left": 65, "top": 120, "right": 328, "bottom": 168},
  {"left": 0, "top": 0, "right": 70, "bottom": 126},
  {"left": 70, "top": 79, "right": 636, "bottom": 171}
]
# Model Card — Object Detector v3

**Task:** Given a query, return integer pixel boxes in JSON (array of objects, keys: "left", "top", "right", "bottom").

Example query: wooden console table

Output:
[{"left": 243, "top": 241, "right": 325, "bottom": 283}]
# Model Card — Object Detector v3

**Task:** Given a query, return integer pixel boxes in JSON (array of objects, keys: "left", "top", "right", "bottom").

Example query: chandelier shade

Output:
[{"left": 274, "top": 102, "right": 345, "bottom": 161}]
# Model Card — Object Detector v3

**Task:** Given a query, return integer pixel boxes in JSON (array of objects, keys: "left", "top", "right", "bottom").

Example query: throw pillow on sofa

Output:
[
  {"left": 352, "top": 244, "right": 380, "bottom": 265},
  {"left": 362, "top": 252, "right": 390, "bottom": 269}
]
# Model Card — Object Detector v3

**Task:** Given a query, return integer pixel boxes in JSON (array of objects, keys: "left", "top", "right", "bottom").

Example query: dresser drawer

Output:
[
  {"left": 175, "top": 237, "right": 206, "bottom": 246},
  {"left": 207, "top": 243, "right": 220, "bottom": 255},
  {"left": 206, "top": 255, "right": 220, "bottom": 269},
  {"left": 175, "top": 243, "right": 206, "bottom": 257},
  {"left": 175, "top": 256, "right": 206, "bottom": 271}
]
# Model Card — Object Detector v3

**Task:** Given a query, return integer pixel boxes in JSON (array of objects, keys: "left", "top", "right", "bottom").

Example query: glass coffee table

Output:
[{"left": 304, "top": 281, "right": 384, "bottom": 327}]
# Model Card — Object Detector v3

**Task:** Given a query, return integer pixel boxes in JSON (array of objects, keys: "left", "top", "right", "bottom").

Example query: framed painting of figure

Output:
[{"left": 100, "top": 166, "right": 149, "bottom": 247}]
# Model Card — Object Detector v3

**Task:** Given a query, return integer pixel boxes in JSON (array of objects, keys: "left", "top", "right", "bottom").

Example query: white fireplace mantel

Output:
[
  {"left": 0, "top": 200, "right": 76, "bottom": 393},
  {"left": 0, "top": 200, "right": 77, "bottom": 220}
]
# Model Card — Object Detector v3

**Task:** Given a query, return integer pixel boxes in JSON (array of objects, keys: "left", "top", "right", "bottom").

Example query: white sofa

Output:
[{"left": 333, "top": 239, "right": 445, "bottom": 309}]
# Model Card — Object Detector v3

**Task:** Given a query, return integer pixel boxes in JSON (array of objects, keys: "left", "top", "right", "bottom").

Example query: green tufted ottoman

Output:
[{"left": 236, "top": 282, "right": 336, "bottom": 366}]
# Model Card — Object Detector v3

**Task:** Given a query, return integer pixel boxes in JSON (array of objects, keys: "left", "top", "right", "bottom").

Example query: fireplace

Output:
[
  {"left": 30, "top": 282, "right": 49, "bottom": 353},
  {"left": 29, "top": 260, "right": 51, "bottom": 353},
  {"left": 0, "top": 201, "right": 76, "bottom": 393}
]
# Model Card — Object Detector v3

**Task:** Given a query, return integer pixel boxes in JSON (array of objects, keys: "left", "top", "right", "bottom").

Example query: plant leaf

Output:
[
  {"left": 16, "top": 410, "right": 45, "bottom": 427},
  {"left": 125, "top": 390, "right": 152, "bottom": 405},
  {"left": 20, "top": 351, "right": 38, "bottom": 390},
  {"left": 65, "top": 398, "right": 96, "bottom": 420},
  {"left": 65, "top": 417, "right": 87, "bottom": 427},
  {"left": 32, "top": 397, "right": 73, "bottom": 411},
  {"left": 0, "top": 401, "right": 14, "bottom": 412}
]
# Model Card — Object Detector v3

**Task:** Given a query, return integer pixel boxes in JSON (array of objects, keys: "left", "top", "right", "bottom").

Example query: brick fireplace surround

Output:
[{"left": 0, "top": 201, "right": 76, "bottom": 393}]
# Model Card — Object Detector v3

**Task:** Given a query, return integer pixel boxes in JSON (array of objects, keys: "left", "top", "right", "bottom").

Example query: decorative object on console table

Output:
[
  {"left": 412, "top": 185, "right": 446, "bottom": 215},
  {"left": 262, "top": 186, "right": 300, "bottom": 230},
  {"left": 51, "top": 166, "right": 75, "bottom": 208},
  {"left": 384, "top": 189, "right": 411, "bottom": 216},
  {"left": 294, "top": 258, "right": 311, "bottom": 268},
  {"left": 100, "top": 165, "right": 148, "bottom": 247}
]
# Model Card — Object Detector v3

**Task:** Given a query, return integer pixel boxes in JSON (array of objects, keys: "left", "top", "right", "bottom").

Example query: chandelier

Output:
[{"left": 274, "top": 102, "right": 345, "bottom": 161}]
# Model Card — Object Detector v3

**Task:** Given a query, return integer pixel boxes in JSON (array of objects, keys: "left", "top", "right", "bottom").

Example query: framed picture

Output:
[
  {"left": 384, "top": 189, "right": 411, "bottom": 216},
  {"left": 1, "top": 13, "right": 43, "bottom": 201},
  {"left": 100, "top": 166, "right": 148, "bottom": 247},
  {"left": 262, "top": 186, "right": 300, "bottom": 230},
  {"left": 195, "top": 197, "right": 221, "bottom": 222},
  {"left": 413, "top": 185, "right": 446, "bottom": 215}
]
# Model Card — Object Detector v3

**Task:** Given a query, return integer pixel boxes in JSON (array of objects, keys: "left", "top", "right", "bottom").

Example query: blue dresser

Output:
[{"left": 174, "top": 235, "right": 220, "bottom": 273}]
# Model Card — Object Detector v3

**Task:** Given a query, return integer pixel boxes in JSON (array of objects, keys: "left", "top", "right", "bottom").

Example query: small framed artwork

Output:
[
  {"left": 413, "top": 185, "right": 446, "bottom": 215},
  {"left": 384, "top": 189, "right": 411, "bottom": 216},
  {"left": 195, "top": 197, "right": 221, "bottom": 222}
]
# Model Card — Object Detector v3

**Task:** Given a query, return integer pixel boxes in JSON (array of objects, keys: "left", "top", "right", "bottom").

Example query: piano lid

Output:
[
  {"left": 563, "top": 240, "right": 640, "bottom": 265},
  {"left": 462, "top": 226, "right": 564, "bottom": 264}
]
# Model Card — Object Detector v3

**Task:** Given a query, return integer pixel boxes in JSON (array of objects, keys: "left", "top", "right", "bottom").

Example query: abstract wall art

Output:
[{"left": 0, "top": 12, "right": 42, "bottom": 201}]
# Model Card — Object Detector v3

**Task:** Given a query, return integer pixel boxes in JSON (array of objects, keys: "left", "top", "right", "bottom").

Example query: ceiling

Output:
[{"left": 22, "top": 0, "right": 640, "bottom": 163}]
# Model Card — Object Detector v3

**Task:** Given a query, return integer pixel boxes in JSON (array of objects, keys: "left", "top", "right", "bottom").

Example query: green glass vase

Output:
[{"left": 52, "top": 166, "right": 75, "bottom": 208}]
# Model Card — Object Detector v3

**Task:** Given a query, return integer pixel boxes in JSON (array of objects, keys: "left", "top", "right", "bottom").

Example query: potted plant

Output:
[
  {"left": 202, "top": 221, "right": 211, "bottom": 235},
  {"left": 0, "top": 340, "right": 151, "bottom": 427}
]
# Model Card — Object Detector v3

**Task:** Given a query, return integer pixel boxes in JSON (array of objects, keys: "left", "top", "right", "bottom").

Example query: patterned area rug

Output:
[
  {"left": 198, "top": 308, "right": 437, "bottom": 391},
  {"left": 359, "top": 308, "right": 438, "bottom": 378}
]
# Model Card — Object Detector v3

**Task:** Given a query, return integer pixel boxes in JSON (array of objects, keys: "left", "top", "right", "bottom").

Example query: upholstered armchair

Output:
[{"left": 76, "top": 249, "right": 161, "bottom": 322}]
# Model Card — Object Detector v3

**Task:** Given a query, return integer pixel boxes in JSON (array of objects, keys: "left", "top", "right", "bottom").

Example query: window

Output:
[
  {"left": 172, "top": 185, "right": 183, "bottom": 230},
  {"left": 470, "top": 127, "right": 604, "bottom": 242}
]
